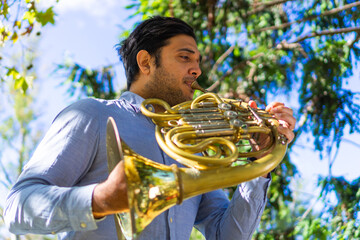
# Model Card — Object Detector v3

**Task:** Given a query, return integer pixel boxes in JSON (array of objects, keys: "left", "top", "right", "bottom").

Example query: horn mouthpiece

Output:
[{"left": 191, "top": 81, "right": 209, "bottom": 93}]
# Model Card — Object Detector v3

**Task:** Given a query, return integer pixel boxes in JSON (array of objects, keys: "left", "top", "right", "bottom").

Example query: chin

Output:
[
  {"left": 185, "top": 91, "right": 194, "bottom": 100},
  {"left": 185, "top": 95, "right": 193, "bottom": 101}
]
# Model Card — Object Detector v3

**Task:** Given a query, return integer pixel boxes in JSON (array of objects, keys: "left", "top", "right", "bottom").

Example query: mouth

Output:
[{"left": 184, "top": 79, "right": 195, "bottom": 93}]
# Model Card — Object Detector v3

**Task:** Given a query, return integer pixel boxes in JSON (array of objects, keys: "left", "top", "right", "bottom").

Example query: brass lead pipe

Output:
[{"left": 191, "top": 81, "right": 209, "bottom": 93}]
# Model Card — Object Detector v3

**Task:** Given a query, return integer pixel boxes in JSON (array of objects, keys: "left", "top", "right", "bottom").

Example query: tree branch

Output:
[
  {"left": 298, "top": 196, "right": 320, "bottom": 221},
  {"left": 203, "top": 0, "right": 218, "bottom": 66},
  {"left": 206, "top": 39, "right": 309, "bottom": 92},
  {"left": 168, "top": 0, "right": 174, "bottom": 17},
  {"left": 208, "top": 45, "right": 235, "bottom": 83},
  {"left": 246, "top": 61, "right": 257, "bottom": 81},
  {"left": 207, "top": 53, "right": 264, "bottom": 92},
  {"left": 246, "top": 0, "right": 295, "bottom": 16},
  {"left": 347, "top": 31, "right": 360, "bottom": 48},
  {"left": 0, "top": 154, "right": 13, "bottom": 188},
  {"left": 294, "top": 26, "right": 360, "bottom": 43},
  {"left": 254, "top": 1, "right": 360, "bottom": 33},
  {"left": 275, "top": 40, "right": 308, "bottom": 58},
  {"left": 252, "top": 0, "right": 293, "bottom": 8},
  {"left": 342, "top": 138, "right": 360, "bottom": 148}
]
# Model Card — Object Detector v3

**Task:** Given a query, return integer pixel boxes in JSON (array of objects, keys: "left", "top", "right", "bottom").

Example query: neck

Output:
[{"left": 129, "top": 88, "right": 166, "bottom": 113}]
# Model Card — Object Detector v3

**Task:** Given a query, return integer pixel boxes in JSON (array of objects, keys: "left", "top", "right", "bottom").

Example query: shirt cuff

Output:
[
  {"left": 238, "top": 176, "right": 271, "bottom": 201},
  {"left": 66, "top": 184, "right": 99, "bottom": 231}
]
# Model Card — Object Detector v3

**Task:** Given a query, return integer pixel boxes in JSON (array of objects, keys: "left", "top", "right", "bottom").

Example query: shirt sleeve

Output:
[
  {"left": 4, "top": 99, "right": 102, "bottom": 234},
  {"left": 194, "top": 176, "right": 271, "bottom": 240}
]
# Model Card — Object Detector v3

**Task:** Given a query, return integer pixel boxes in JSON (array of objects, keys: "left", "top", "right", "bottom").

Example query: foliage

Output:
[
  {"left": 127, "top": 0, "right": 360, "bottom": 152},
  {"left": 65, "top": 0, "right": 360, "bottom": 239},
  {"left": 0, "top": 1, "right": 59, "bottom": 239},
  {"left": 191, "top": 227, "right": 205, "bottom": 240},
  {"left": 57, "top": 61, "right": 119, "bottom": 100},
  {"left": 0, "top": 86, "right": 52, "bottom": 240},
  {"left": 2, "top": 0, "right": 360, "bottom": 239},
  {"left": 317, "top": 176, "right": 360, "bottom": 239},
  {"left": 0, "top": 0, "right": 56, "bottom": 93}
]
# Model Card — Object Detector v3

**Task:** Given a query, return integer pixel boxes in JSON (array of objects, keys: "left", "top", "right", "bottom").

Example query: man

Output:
[{"left": 5, "top": 16, "right": 295, "bottom": 239}]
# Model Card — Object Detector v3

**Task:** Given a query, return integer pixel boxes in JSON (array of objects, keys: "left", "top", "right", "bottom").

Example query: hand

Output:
[
  {"left": 248, "top": 100, "right": 296, "bottom": 178},
  {"left": 249, "top": 100, "right": 295, "bottom": 143},
  {"left": 264, "top": 101, "right": 295, "bottom": 143},
  {"left": 92, "top": 161, "right": 129, "bottom": 219}
]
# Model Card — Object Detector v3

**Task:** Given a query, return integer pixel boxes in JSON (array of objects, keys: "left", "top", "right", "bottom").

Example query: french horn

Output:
[{"left": 106, "top": 82, "right": 288, "bottom": 240}]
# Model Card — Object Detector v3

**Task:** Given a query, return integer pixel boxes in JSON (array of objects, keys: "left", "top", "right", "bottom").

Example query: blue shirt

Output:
[{"left": 5, "top": 91, "right": 271, "bottom": 240}]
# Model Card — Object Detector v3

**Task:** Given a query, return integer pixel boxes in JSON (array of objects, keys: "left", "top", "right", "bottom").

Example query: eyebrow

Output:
[{"left": 177, "top": 48, "right": 203, "bottom": 63}]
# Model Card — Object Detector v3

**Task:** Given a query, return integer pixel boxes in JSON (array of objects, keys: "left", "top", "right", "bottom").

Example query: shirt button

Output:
[
  {"left": 170, "top": 218, "right": 173, "bottom": 223},
  {"left": 80, "top": 222, "right": 87, "bottom": 228}
]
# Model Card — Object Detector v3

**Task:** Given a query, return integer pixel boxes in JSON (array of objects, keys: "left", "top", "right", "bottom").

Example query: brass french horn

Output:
[{"left": 106, "top": 82, "right": 288, "bottom": 240}]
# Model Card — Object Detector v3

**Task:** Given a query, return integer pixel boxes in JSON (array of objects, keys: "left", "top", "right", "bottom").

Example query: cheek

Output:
[{"left": 164, "top": 62, "right": 187, "bottom": 77}]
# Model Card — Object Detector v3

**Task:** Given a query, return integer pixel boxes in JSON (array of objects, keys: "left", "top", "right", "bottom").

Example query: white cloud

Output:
[
  {"left": 48, "top": 0, "right": 133, "bottom": 28},
  {"left": 55, "top": 0, "right": 127, "bottom": 17},
  {"left": 39, "top": 0, "right": 129, "bottom": 18}
]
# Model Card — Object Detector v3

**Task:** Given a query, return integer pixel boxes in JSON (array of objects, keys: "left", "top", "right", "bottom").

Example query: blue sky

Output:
[
  {"left": 36, "top": 0, "right": 359, "bottom": 214},
  {"left": 33, "top": 0, "right": 360, "bottom": 191},
  {"left": 37, "top": 0, "right": 359, "bottom": 179},
  {"left": 36, "top": 0, "right": 137, "bottom": 116},
  {"left": 1, "top": 1, "right": 359, "bottom": 232}
]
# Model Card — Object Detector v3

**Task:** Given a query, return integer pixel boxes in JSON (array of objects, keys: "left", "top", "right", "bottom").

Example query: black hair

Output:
[{"left": 117, "top": 16, "right": 196, "bottom": 90}]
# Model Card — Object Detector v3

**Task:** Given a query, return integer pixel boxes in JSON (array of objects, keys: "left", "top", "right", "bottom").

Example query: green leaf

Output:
[
  {"left": 6, "top": 68, "right": 31, "bottom": 93},
  {"left": 1, "top": 2, "right": 10, "bottom": 18},
  {"left": 233, "top": 46, "right": 240, "bottom": 57},
  {"left": 23, "top": 11, "right": 36, "bottom": 25},
  {"left": 35, "top": 7, "right": 56, "bottom": 26},
  {"left": 14, "top": 75, "right": 27, "bottom": 92},
  {"left": 14, "top": 20, "right": 22, "bottom": 29},
  {"left": 10, "top": 31, "right": 18, "bottom": 43}
]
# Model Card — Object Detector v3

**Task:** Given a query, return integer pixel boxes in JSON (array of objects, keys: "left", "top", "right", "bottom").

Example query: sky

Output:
[
  {"left": 0, "top": 2, "right": 137, "bottom": 236},
  {"left": 35, "top": 0, "right": 360, "bottom": 180},
  {"left": 1, "top": 0, "right": 359, "bottom": 236},
  {"left": 36, "top": 0, "right": 360, "bottom": 214},
  {"left": 36, "top": 0, "right": 138, "bottom": 116}
]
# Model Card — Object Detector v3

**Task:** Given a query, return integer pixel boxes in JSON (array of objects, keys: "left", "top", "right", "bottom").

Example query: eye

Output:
[{"left": 180, "top": 56, "right": 190, "bottom": 61}]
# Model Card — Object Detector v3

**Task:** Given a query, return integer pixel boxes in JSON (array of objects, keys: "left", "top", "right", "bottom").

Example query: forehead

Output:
[{"left": 163, "top": 34, "right": 200, "bottom": 55}]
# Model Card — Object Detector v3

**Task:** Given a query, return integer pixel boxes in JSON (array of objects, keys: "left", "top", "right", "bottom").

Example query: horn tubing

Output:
[
  {"left": 110, "top": 81, "right": 289, "bottom": 239},
  {"left": 179, "top": 133, "right": 287, "bottom": 199}
]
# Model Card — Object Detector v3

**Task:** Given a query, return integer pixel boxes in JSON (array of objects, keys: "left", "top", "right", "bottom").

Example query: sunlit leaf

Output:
[{"left": 36, "top": 7, "right": 56, "bottom": 26}]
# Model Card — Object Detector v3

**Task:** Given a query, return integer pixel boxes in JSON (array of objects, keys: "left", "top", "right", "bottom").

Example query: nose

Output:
[{"left": 190, "top": 64, "right": 202, "bottom": 78}]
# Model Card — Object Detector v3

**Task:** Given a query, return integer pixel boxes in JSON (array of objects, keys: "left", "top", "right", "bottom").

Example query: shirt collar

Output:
[{"left": 119, "top": 91, "right": 145, "bottom": 113}]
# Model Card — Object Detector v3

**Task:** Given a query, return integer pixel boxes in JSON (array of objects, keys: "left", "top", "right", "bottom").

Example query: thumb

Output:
[{"left": 248, "top": 100, "right": 258, "bottom": 109}]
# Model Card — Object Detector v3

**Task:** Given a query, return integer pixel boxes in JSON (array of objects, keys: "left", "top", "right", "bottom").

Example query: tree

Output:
[
  {"left": 1, "top": 1, "right": 58, "bottom": 239},
  {"left": 0, "top": 85, "right": 53, "bottom": 240},
  {"left": 63, "top": 0, "right": 360, "bottom": 239},
  {"left": 1, "top": 0, "right": 56, "bottom": 93}
]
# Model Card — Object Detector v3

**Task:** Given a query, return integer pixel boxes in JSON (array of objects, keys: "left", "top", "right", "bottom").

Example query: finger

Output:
[
  {"left": 274, "top": 113, "right": 296, "bottom": 130},
  {"left": 265, "top": 102, "right": 285, "bottom": 112},
  {"left": 278, "top": 125, "right": 295, "bottom": 143},
  {"left": 269, "top": 105, "right": 296, "bottom": 130},
  {"left": 278, "top": 119, "right": 290, "bottom": 129},
  {"left": 270, "top": 105, "right": 293, "bottom": 116},
  {"left": 248, "top": 100, "right": 258, "bottom": 109}
]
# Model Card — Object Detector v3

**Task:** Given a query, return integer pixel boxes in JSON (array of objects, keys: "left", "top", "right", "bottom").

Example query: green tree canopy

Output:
[
  {"left": 61, "top": 1, "right": 360, "bottom": 238},
  {"left": 1, "top": 0, "right": 56, "bottom": 93},
  {"left": 2, "top": 0, "right": 359, "bottom": 239},
  {"left": 1, "top": 1, "right": 58, "bottom": 239}
]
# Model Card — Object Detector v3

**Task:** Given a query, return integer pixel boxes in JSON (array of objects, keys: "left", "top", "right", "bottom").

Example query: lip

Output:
[{"left": 184, "top": 79, "right": 195, "bottom": 92}]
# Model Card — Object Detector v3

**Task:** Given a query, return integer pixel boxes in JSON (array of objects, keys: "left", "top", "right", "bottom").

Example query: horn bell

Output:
[{"left": 106, "top": 113, "right": 287, "bottom": 239}]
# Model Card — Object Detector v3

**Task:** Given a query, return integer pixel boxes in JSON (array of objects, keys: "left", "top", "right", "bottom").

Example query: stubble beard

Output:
[{"left": 145, "top": 66, "right": 191, "bottom": 107}]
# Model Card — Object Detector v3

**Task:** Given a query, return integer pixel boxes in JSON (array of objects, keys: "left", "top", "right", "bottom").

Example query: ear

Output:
[{"left": 136, "top": 50, "right": 152, "bottom": 75}]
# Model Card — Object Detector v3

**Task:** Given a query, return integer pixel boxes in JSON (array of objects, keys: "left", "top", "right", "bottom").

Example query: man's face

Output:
[{"left": 145, "top": 34, "right": 202, "bottom": 106}]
